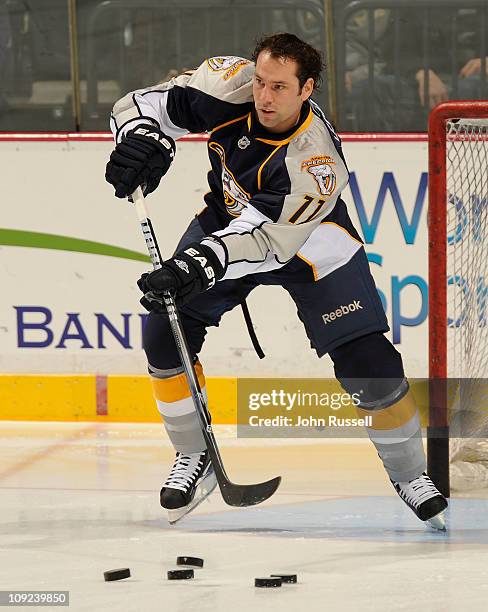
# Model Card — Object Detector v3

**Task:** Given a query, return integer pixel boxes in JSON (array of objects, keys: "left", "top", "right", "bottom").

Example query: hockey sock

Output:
[
  {"left": 149, "top": 362, "right": 207, "bottom": 453},
  {"left": 358, "top": 388, "right": 427, "bottom": 482}
]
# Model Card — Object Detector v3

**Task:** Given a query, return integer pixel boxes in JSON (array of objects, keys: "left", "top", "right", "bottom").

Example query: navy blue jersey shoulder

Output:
[{"left": 165, "top": 85, "right": 252, "bottom": 134}]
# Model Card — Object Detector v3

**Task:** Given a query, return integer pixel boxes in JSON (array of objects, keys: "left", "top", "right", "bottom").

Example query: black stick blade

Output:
[{"left": 219, "top": 476, "right": 281, "bottom": 507}]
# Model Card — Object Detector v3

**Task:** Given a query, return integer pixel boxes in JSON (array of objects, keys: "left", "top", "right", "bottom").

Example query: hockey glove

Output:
[
  {"left": 105, "top": 124, "right": 176, "bottom": 198},
  {"left": 138, "top": 242, "right": 224, "bottom": 310}
]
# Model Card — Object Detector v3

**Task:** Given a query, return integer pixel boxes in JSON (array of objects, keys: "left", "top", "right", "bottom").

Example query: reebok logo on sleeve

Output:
[{"left": 322, "top": 300, "right": 363, "bottom": 325}]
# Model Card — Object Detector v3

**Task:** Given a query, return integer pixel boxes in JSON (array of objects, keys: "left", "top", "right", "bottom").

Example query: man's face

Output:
[{"left": 253, "top": 51, "right": 313, "bottom": 133}]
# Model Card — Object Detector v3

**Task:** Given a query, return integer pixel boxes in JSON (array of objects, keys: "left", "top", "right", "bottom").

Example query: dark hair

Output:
[{"left": 251, "top": 32, "right": 324, "bottom": 90}]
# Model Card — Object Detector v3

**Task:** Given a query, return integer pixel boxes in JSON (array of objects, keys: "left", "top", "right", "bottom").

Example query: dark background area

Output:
[{"left": 0, "top": 0, "right": 486, "bottom": 132}]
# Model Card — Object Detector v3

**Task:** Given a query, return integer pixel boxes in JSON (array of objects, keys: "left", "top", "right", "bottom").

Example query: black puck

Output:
[
  {"left": 104, "top": 568, "right": 131, "bottom": 582},
  {"left": 168, "top": 569, "right": 194, "bottom": 580},
  {"left": 271, "top": 574, "right": 297, "bottom": 584},
  {"left": 176, "top": 556, "right": 204, "bottom": 568},
  {"left": 255, "top": 577, "right": 282, "bottom": 588}
]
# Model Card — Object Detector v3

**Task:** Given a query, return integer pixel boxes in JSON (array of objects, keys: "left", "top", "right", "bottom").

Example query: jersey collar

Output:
[{"left": 248, "top": 102, "right": 312, "bottom": 145}]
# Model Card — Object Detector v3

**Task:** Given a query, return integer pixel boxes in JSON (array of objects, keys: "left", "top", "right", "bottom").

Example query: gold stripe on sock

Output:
[
  {"left": 356, "top": 391, "right": 418, "bottom": 431},
  {"left": 151, "top": 362, "right": 205, "bottom": 403}
]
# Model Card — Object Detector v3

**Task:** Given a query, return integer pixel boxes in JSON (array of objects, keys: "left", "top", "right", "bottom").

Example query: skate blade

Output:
[
  {"left": 425, "top": 512, "right": 446, "bottom": 531},
  {"left": 168, "top": 472, "right": 218, "bottom": 525}
]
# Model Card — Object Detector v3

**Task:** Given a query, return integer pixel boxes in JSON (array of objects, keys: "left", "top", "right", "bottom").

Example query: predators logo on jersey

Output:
[
  {"left": 209, "top": 141, "right": 250, "bottom": 216},
  {"left": 301, "top": 155, "right": 337, "bottom": 197},
  {"left": 206, "top": 56, "right": 251, "bottom": 80}
]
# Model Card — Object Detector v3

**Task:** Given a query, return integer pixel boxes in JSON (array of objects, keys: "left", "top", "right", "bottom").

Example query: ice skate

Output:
[
  {"left": 160, "top": 450, "right": 217, "bottom": 524},
  {"left": 391, "top": 472, "right": 448, "bottom": 531}
]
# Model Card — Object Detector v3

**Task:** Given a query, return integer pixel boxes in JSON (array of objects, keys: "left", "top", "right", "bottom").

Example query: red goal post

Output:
[{"left": 428, "top": 101, "right": 488, "bottom": 497}]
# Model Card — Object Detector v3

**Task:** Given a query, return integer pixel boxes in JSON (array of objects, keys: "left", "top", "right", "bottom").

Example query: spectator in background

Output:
[
  {"left": 346, "top": 7, "right": 488, "bottom": 131},
  {"left": 412, "top": 8, "right": 487, "bottom": 110},
  {"left": 345, "top": 8, "right": 420, "bottom": 131},
  {"left": 344, "top": 8, "right": 390, "bottom": 97}
]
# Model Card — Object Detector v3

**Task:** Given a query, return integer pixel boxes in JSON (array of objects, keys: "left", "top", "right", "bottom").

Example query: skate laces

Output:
[
  {"left": 164, "top": 452, "right": 207, "bottom": 493},
  {"left": 395, "top": 473, "right": 441, "bottom": 508}
]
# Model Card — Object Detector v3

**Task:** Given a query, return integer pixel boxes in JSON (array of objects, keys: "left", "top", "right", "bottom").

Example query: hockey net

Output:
[{"left": 429, "top": 101, "right": 488, "bottom": 493}]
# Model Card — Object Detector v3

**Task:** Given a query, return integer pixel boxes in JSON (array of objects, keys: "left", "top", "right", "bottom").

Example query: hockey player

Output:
[{"left": 105, "top": 33, "right": 448, "bottom": 528}]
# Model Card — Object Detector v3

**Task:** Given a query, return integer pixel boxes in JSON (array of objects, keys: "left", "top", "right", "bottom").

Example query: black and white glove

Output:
[
  {"left": 138, "top": 242, "right": 224, "bottom": 311},
  {"left": 105, "top": 124, "right": 176, "bottom": 198}
]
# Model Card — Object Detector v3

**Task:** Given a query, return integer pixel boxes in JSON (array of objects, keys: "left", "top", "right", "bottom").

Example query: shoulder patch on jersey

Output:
[
  {"left": 301, "top": 155, "right": 337, "bottom": 196},
  {"left": 206, "top": 56, "right": 251, "bottom": 81}
]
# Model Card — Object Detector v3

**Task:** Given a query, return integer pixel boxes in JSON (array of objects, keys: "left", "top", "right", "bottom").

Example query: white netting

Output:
[{"left": 446, "top": 117, "right": 488, "bottom": 491}]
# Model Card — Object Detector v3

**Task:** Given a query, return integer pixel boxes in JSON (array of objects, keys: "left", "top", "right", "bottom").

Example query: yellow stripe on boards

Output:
[
  {"left": 0, "top": 374, "right": 237, "bottom": 423},
  {"left": 0, "top": 374, "right": 97, "bottom": 421},
  {"left": 0, "top": 376, "right": 430, "bottom": 427},
  {"left": 108, "top": 375, "right": 156, "bottom": 422}
]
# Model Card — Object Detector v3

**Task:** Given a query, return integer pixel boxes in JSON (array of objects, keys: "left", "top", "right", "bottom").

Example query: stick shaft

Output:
[
  {"left": 131, "top": 188, "right": 281, "bottom": 506},
  {"left": 131, "top": 188, "right": 230, "bottom": 478}
]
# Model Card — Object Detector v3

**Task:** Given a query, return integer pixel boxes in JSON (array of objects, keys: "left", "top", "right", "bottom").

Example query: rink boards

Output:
[{"left": 1, "top": 133, "right": 432, "bottom": 421}]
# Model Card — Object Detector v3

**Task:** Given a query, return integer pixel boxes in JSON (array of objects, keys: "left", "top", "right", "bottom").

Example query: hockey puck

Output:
[
  {"left": 104, "top": 568, "right": 131, "bottom": 582},
  {"left": 270, "top": 574, "right": 297, "bottom": 584},
  {"left": 255, "top": 577, "right": 282, "bottom": 588},
  {"left": 176, "top": 556, "right": 204, "bottom": 568},
  {"left": 168, "top": 569, "right": 194, "bottom": 580}
]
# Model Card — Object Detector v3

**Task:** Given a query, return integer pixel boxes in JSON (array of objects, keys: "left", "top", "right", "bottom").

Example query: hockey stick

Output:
[{"left": 131, "top": 187, "right": 281, "bottom": 506}]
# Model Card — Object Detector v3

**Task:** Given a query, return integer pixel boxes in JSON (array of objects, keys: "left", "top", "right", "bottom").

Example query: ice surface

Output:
[{"left": 1, "top": 422, "right": 487, "bottom": 611}]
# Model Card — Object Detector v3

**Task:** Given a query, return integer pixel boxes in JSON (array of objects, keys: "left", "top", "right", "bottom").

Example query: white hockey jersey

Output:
[{"left": 110, "top": 56, "right": 362, "bottom": 282}]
